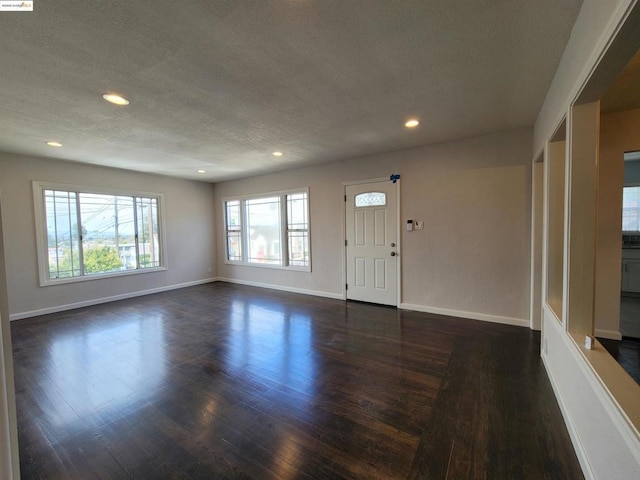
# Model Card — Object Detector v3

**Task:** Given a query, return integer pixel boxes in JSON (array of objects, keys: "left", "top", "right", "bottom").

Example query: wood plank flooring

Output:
[{"left": 11, "top": 282, "right": 583, "bottom": 479}]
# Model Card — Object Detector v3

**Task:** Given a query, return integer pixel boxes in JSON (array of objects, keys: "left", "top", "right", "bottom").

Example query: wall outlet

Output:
[{"left": 207, "top": 267, "right": 212, "bottom": 273}]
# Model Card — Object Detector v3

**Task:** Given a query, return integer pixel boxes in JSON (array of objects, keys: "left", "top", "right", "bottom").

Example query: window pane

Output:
[
  {"left": 623, "top": 186, "right": 640, "bottom": 231},
  {"left": 287, "top": 193, "right": 309, "bottom": 267},
  {"left": 136, "top": 197, "right": 160, "bottom": 268},
  {"left": 246, "top": 196, "right": 281, "bottom": 264},
  {"left": 355, "top": 192, "right": 386, "bottom": 207},
  {"left": 45, "top": 190, "right": 81, "bottom": 278},
  {"left": 288, "top": 230, "right": 309, "bottom": 267},
  {"left": 225, "top": 200, "right": 242, "bottom": 261},
  {"left": 287, "top": 193, "right": 308, "bottom": 230},
  {"left": 79, "top": 193, "right": 133, "bottom": 274}
]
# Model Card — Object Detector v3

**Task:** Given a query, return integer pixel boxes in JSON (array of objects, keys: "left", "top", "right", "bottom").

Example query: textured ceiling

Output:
[{"left": 0, "top": 0, "right": 583, "bottom": 182}]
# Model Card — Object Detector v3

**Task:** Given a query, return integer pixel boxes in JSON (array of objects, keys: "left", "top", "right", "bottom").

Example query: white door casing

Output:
[{"left": 345, "top": 180, "right": 398, "bottom": 306}]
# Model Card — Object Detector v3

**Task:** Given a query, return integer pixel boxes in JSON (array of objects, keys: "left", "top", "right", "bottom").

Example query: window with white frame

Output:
[
  {"left": 224, "top": 190, "right": 310, "bottom": 270},
  {"left": 34, "top": 182, "right": 165, "bottom": 285}
]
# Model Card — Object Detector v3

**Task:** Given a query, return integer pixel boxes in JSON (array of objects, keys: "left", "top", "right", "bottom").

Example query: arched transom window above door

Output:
[{"left": 354, "top": 192, "right": 386, "bottom": 207}]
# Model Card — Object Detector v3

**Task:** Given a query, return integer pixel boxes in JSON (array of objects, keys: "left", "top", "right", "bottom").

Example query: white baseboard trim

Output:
[
  {"left": 399, "top": 303, "right": 529, "bottom": 328},
  {"left": 9, "top": 278, "right": 217, "bottom": 321},
  {"left": 595, "top": 328, "right": 622, "bottom": 340},
  {"left": 542, "top": 351, "right": 595, "bottom": 480},
  {"left": 11, "top": 277, "right": 527, "bottom": 329},
  {"left": 215, "top": 277, "right": 344, "bottom": 300}
]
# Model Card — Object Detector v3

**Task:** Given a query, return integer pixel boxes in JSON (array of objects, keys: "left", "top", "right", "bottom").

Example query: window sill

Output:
[
  {"left": 40, "top": 266, "right": 167, "bottom": 287},
  {"left": 224, "top": 260, "right": 311, "bottom": 273}
]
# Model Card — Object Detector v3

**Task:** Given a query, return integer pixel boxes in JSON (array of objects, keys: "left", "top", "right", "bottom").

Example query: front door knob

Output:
[{"left": 390, "top": 251, "right": 397, "bottom": 257}]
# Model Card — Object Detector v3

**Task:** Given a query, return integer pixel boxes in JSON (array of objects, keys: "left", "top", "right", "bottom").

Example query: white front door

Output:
[{"left": 345, "top": 180, "right": 398, "bottom": 306}]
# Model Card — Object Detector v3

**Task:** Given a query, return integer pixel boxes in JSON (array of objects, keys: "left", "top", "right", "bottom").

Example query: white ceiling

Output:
[{"left": 0, "top": 1, "right": 583, "bottom": 182}]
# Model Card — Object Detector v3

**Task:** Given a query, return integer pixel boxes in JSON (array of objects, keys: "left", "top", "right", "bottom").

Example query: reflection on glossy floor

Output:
[{"left": 11, "top": 283, "right": 583, "bottom": 479}]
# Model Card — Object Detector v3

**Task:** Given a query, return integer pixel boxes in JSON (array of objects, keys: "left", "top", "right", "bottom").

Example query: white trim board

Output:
[
  {"left": 215, "top": 277, "right": 343, "bottom": 301},
  {"left": 399, "top": 303, "right": 529, "bottom": 328},
  {"left": 542, "top": 352, "right": 595, "bottom": 480},
  {"left": 595, "top": 328, "right": 622, "bottom": 340},
  {"left": 10, "top": 275, "right": 531, "bottom": 330},
  {"left": 566, "top": 337, "right": 640, "bottom": 464},
  {"left": 0, "top": 313, "right": 19, "bottom": 480},
  {"left": 542, "top": 309, "right": 640, "bottom": 479},
  {"left": 220, "top": 281, "right": 529, "bottom": 328},
  {"left": 9, "top": 278, "right": 217, "bottom": 321}
]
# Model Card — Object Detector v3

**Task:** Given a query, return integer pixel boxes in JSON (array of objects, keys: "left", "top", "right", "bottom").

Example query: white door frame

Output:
[{"left": 342, "top": 177, "right": 402, "bottom": 305}]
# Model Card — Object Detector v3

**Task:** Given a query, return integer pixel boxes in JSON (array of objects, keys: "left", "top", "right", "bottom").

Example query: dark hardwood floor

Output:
[{"left": 11, "top": 282, "right": 583, "bottom": 479}]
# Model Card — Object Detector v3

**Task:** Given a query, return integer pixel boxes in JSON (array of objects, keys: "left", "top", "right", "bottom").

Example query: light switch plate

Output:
[
  {"left": 585, "top": 335, "right": 594, "bottom": 350},
  {"left": 415, "top": 221, "right": 424, "bottom": 230}
]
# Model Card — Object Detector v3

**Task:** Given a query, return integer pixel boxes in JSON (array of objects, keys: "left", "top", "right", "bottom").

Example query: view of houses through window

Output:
[
  {"left": 41, "top": 187, "right": 162, "bottom": 280},
  {"left": 246, "top": 196, "right": 282, "bottom": 265},
  {"left": 225, "top": 190, "right": 310, "bottom": 270}
]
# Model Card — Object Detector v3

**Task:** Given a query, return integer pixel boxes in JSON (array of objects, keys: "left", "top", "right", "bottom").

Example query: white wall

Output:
[
  {"left": 534, "top": 1, "right": 640, "bottom": 478},
  {"left": 0, "top": 152, "right": 217, "bottom": 318},
  {"left": 0, "top": 191, "right": 20, "bottom": 479},
  {"left": 215, "top": 128, "right": 532, "bottom": 326}
]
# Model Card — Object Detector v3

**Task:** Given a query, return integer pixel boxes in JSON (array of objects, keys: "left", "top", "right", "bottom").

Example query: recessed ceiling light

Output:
[
  {"left": 102, "top": 93, "right": 130, "bottom": 106},
  {"left": 46, "top": 141, "right": 62, "bottom": 147},
  {"left": 272, "top": 151, "right": 283, "bottom": 157},
  {"left": 405, "top": 119, "right": 420, "bottom": 128},
  {"left": 197, "top": 170, "right": 206, "bottom": 174}
]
